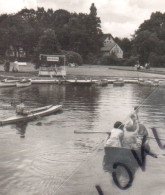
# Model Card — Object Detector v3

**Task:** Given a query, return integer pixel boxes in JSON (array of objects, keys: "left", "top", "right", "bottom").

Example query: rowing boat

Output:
[
  {"left": 16, "top": 79, "right": 32, "bottom": 88},
  {"left": 67, "top": 79, "right": 94, "bottom": 86},
  {"left": 0, "top": 104, "right": 62, "bottom": 125},
  {"left": 95, "top": 79, "right": 108, "bottom": 86},
  {"left": 113, "top": 79, "right": 125, "bottom": 86},
  {"left": 0, "top": 79, "right": 19, "bottom": 87}
]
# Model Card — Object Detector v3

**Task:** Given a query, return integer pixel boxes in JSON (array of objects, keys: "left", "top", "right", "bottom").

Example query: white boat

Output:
[
  {"left": 0, "top": 104, "right": 62, "bottom": 125},
  {"left": 113, "top": 79, "right": 125, "bottom": 86},
  {"left": 67, "top": 79, "right": 93, "bottom": 86},
  {"left": 31, "top": 79, "right": 56, "bottom": 84},
  {"left": 0, "top": 80, "right": 17, "bottom": 87},
  {"left": 16, "top": 79, "right": 31, "bottom": 88},
  {"left": 95, "top": 79, "right": 108, "bottom": 86}
]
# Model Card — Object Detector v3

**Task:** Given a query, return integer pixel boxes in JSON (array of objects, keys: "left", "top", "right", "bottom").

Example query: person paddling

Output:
[{"left": 105, "top": 121, "right": 124, "bottom": 147}]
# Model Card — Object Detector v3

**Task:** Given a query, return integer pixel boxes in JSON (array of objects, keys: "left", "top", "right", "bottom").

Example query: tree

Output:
[
  {"left": 132, "top": 11, "right": 165, "bottom": 66},
  {"left": 36, "top": 29, "right": 60, "bottom": 54},
  {"left": 115, "top": 37, "right": 132, "bottom": 58}
]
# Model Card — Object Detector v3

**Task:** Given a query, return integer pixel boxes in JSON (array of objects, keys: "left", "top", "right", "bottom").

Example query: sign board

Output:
[{"left": 47, "top": 56, "right": 59, "bottom": 62}]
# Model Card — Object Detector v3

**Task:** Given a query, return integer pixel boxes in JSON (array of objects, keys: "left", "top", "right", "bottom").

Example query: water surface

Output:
[{"left": 0, "top": 84, "right": 164, "bottom": 195}]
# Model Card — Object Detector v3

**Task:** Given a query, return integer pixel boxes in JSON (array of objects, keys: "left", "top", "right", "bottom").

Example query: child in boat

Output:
[{"left": 105, "top": 121, "right": 124, "bottom": 147}]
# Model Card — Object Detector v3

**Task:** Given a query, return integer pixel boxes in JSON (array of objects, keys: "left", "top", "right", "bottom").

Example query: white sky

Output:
[{"left": 0, "top": 0, "right": 165, "bottom": 38}]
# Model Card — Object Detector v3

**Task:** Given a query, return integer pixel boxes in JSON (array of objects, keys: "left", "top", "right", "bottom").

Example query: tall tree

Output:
[{"left": 36, "top": 29, "right": 60, "bottom": 54}]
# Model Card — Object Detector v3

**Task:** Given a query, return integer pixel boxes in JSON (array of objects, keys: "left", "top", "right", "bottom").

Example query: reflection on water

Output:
[
  {"left": 0, "top": 84, "right": 164, "bottom": 194},
  {"left": 15, "top": 122, "right": 28, "bottom": 138}
]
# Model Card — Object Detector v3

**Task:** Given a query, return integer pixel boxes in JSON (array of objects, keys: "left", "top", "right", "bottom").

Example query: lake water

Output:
[{"left": 0, "top": 84, "right": 165, "bottom": 195}]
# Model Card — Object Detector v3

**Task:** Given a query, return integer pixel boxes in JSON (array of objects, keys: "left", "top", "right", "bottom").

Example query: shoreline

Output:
[{"left": 1, "top": 64, "right": 165, "bottom": 80}]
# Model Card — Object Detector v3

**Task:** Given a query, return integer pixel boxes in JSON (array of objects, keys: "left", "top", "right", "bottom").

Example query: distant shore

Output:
[{"left": 1, "top": 63, "right": 165, "bottom": 80}]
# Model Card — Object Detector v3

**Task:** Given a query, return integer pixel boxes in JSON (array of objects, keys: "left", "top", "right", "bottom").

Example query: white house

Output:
[{"left": 101, "top": 34, "right": 123, "bottom": 58}]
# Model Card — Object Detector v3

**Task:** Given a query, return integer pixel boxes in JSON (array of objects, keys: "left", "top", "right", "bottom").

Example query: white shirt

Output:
[{"left": 105, "top": 128, "right": 124, "bottom": 147}]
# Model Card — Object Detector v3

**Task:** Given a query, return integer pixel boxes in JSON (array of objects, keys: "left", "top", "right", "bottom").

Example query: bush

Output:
[
  {"left": 99, "top": 54, "right": 123, "bottom": 65},
  {"left": 123, "top": 56, "right": 139, "bottom": 66},
  {"left": 85, "top": 53, "right": 98, "bottom": 64},
  {"left": 148, "top": 52, "right": 165, "bottom": 67},
  {"left": 64, "top": 51, "right": 83, "bottom": 65}
]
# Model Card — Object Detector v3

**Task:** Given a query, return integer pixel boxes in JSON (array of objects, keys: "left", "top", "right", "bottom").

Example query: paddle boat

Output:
[
  {"left": 16, "top": 79, "right": 32, "bottom": 88},
  {"left": 0, "top": 104, "right": 62, "bottom": 125}
]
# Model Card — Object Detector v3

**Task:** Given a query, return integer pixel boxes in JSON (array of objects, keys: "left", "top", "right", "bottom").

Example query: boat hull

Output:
[
  {"left": 0, "top": 82, "right": 16, "bottom": 87},
  {"left": 16, "top": 81, "right": 31, "bottom": 88}
]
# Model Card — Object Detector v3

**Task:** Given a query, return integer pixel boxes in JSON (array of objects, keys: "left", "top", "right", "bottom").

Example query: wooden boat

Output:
[
  {"left": 2, "top": 79, "right": 20, "bottom": 83},
  {"left": 31, "top": 79, "right": 56, "bottom": 84},
  {"left": 0, "top": 104, "right": 62, "bottom": 125},
  {"left": 67, "top": 79, "right": 93, "bottom": 86},
  {"left": 95, "top": 79, "right": 108, "bottom": 86},
  {"left": 113, "top": 79, "right": 125, "bottom": 86},
  {"left": 16, "top": 79, "right": 31, "bottom": 88},
  {"left": 0, "top": 80, "right": 17, "bottom": 87},
  {"left": 104, "top": 146, "right": 141, "bottom": 162},
  {"left": 103, "top": 146, "right": 141, "bottom": 178}
]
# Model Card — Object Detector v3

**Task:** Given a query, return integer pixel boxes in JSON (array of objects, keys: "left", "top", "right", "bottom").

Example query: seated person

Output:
[
  {"left": 123, "top": 113, "right": 140, "bottom": 149},
  {"left": 105, "top": 121, "right": 124, "bottom": 147},
  {"left": 16, "top": 102, "right": 25, "bottom": 115}
]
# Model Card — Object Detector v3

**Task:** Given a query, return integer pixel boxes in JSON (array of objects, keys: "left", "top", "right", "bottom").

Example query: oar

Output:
[
  {"left": 74, "top": 130, "right": 110, "bottom": 134},
  {"left": 74, "top": 131, "right": 165, "bottom": 141}
]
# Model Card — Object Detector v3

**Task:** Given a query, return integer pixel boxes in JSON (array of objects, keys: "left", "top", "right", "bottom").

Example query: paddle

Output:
[{"left": 74, "top": 130, "right": 110, "bottom": 134}]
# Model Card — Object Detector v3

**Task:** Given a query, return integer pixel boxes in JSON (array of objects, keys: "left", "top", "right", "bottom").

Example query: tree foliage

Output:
[
  {"left": 132, "top": 11, "right": 165, "bottom": 67},
  {"left": 0, "top": 4, "right": 103, "bottom": 64}
]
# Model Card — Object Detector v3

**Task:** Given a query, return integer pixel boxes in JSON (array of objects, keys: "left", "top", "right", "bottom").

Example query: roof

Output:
[
  {"left": 101, "top": 33, "right": 114, "bottom": 41},
  {"left": 101, "top": 42, "right": 116, "bottom": 51}
]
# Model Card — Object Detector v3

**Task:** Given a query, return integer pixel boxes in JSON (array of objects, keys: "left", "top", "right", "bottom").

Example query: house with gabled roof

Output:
[{"left": 101, "top": 34, "right": 123, "bottom": 58}]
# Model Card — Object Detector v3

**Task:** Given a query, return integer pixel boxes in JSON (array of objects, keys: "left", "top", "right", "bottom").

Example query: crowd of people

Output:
[{"left": 105, "top": 108, "right": 149, "bottom": 150}]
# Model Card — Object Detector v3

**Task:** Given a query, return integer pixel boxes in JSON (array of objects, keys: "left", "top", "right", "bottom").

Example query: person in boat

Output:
[
  {"left": 16, "top": 101, "right": 25, "bottom": 115},
  {"left": 122, "top": 113, "right": 140, "bottom": 149},
  {"left": 12, "top": 60, "right": 19, "bottom": 72},
  {"left": 123, "top": 107, "right": 150, "bottom": 150},
  {"left": 105, "top": 121, "right": 124, "bottom": 147}
]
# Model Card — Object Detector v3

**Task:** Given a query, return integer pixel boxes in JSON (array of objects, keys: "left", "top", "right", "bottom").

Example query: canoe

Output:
[
  {"left": 0, "top": 81, "right": 16, "bottom": 87},
  {"left": 16, "top": 80, "right": 31, "bottom": 88},
  {"left": 2, "top": 79, "right": 20, "bottom": 83},
  {"left": 0, "top": 104, "right": 62, "bottom": 125}
]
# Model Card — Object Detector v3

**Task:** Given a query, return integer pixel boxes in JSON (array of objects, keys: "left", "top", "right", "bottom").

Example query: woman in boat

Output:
[{"left": 105, "top": 121, "right": 124, "bottom": 147}]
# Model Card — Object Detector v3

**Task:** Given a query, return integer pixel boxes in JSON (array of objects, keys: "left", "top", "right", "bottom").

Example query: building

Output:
[{"left": 101, "top": 34, "right": 123, "bottom": 58}]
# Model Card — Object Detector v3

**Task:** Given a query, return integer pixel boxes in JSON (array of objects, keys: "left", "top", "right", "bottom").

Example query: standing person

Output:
[
  {"left": 4, "top": 59, "right": 10, "bottom": 72},
  {"left": 105, "top": 121, "right": 124, "bottom": 147},
  {"left": 12, "top": 60, "right": 19, "bottom": 72}
]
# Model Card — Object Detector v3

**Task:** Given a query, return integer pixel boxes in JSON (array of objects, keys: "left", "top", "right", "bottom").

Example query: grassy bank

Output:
[{"left": 1, "top": 64, "right": 165, "bottom": 80}]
